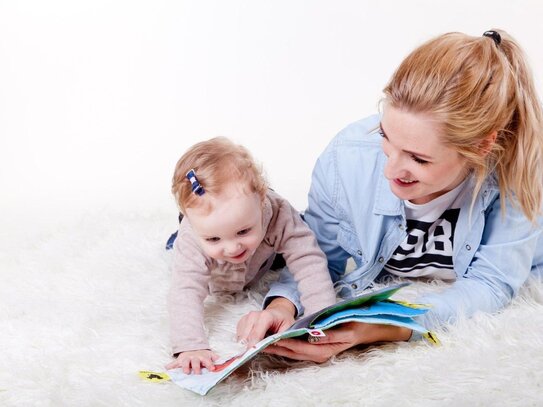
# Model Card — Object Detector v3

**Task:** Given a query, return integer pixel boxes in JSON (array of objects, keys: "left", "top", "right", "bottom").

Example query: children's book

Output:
[{"left": 142, "top": 282, "right": 438, "bottom": 395}]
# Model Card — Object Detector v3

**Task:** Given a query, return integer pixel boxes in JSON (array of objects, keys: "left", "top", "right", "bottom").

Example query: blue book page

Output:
[
  {"left": 313, "top": 314, "right": 429, "bottom": 333},
  {"left": 290, "top": 282, "right": 411, "bottom": 330},
  {"left": 312, "top": 301, "right": 427, "bottom": 328}
]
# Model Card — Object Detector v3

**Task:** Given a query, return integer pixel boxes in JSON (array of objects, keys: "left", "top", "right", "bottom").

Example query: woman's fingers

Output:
[
  {"left": 264, "top": 342, "right": 311, "bottom": 361},
  {"left": 236, "top": 312, "right": 256, "bottom": 342},
  {"left": 237, "top": 309, "right": 293, "bottom": 347},
  {"left": 237, "top": 311, "right": 271, "bottom": 346},
  {"left": 264, "top": 339, "right": 346, "bottom": 363},
  {"left": 263, "top": 324, "right": 367, "bottom": 362}
]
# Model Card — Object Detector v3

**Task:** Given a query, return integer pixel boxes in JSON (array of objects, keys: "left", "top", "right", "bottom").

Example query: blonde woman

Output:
[{"left": 237, "top": 29, "right": 543, "bottom": 361}]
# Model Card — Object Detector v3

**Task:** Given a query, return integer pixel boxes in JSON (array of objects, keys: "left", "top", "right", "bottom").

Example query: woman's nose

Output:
[{"left": 384, "top": 151, "right": 402, "bottom": 179}]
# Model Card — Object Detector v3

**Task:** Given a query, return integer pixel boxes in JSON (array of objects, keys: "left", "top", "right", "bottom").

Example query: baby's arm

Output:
[
  {"left": 275, "top": 204, "right": 337, "bottom": 314},
  {"left": 168, "top": 222, "right": 214, "bottom": 361},
  {"left": 165, "top": 349, "right": 219, "bottom": 375}
]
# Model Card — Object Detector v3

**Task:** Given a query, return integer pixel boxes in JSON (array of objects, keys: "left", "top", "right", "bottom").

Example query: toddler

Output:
[{"left": 166, "top": 137, "right": 336, "bottom": 374}]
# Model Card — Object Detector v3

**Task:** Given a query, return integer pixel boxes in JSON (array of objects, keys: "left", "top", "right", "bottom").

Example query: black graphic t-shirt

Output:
[{"left": 384, "top": 179, "right": 468, "bottom": 281}]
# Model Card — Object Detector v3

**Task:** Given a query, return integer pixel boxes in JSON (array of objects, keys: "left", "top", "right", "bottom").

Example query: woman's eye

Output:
[
  {"left": 411, "top": 155, "right": 429, "bottom": 165},
  {"left": 237, "top": 228, "right": 251, "bottom": 236}
]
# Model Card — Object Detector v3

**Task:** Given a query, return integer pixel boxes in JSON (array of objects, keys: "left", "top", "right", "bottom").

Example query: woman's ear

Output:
[{"left": 479, "top": 130, "right": 497, "bottom": 157}]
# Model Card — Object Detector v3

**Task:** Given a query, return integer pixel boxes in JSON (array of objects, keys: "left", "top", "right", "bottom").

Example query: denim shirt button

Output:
[
  {"left": 351, "top": 283, "right": 358, "bottom": 290},
  {"left": 398, "top": 224, "right": 404, "bottom": 230},
  {"left": 378, "top": 256, "right": 384, "bottom": 263},
  {"left": 357, "top": 250, "right": 363, "bottom": 256},
  {"left": 465, "top": 244, "right": 472, "bottom": 251}
]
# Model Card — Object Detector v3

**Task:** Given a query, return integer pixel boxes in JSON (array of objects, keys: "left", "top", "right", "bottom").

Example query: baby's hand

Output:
[{"left": 165, "top": 349, "right": 219, "bottom": 375}]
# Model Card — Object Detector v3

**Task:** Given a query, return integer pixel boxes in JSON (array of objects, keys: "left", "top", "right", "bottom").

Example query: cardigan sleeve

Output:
[
  {"left": 265, "top": 192, "right": 336, "bottom": 315},
  {"left": 168, "top": 219, "right": 212, "bottom": 354}
]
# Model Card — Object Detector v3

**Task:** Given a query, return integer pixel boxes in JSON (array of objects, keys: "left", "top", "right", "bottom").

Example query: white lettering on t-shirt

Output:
[{"left": 384, "top": 178, "right": 469, "bottom": 281}]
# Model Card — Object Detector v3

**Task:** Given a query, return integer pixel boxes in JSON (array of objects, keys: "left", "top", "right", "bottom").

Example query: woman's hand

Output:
[
  {"left": 263, "top": 322, "right": 412, "bottom": 363},
  {"left": 165, "top": 349, "right": 219, "bottom": 374},
  {"left": 236, "top": 297, "right": 296, "bottom": 347}
]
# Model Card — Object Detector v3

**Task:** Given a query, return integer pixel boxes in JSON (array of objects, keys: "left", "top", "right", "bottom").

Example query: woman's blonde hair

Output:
[
  {"left": 172, "top": 137, "right": 268, "bottom": 214},
  {"left": 383, "top": 29, "right": 543, "bottom": 222}
]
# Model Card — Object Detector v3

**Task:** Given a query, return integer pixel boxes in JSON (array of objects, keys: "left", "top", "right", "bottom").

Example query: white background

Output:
[{"left": 1, "top": 0, "right": 542, "bottom": 230}]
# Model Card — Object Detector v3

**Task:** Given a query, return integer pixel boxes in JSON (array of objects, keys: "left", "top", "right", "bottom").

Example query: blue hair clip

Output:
[{"left": 186, "top": 169, "right": 205, "bottom": 196}]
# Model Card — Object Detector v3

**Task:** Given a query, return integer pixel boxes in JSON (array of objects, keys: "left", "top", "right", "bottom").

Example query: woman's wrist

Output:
[
  {"left": 354, "top": 323, "right": 412, "bottom": 345},
  {"left": 380, "top": 325, "right": 412, "bottom": 342},
  {"left": 265, "top": 297, "right": 296, "bottom": 318}
]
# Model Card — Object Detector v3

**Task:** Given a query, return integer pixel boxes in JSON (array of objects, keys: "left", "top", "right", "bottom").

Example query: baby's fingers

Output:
[
  {"left": 165, "top": 359, "right": 179, "bottom": 370},
  {"left": 182, "top": 357, "right": 193, "bottom": 375},
  {"left": 201, "top": 353, "right": 219, "bottom": 372},
  {"left": 190, "top": 357, "right": 204, "bottom": 375}
]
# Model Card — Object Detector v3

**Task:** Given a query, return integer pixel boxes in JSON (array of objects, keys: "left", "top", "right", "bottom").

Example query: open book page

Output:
[
  {"left": 165, "top": 283, "right": 436, "bottom": 395},
  {"left": 167, "top": 327, "right": 307, "bottom": 396}
]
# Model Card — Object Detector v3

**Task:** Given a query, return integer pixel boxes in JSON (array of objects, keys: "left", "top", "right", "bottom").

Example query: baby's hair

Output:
[
  {"left": 172, "top": 137, "right": 268, "bottom": 213},
  {"left": 383, "top": 29, "right": 543, "bottom": 222}
]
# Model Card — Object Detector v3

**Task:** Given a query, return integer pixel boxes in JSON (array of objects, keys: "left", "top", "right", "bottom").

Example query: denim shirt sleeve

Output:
[
  {"left": 416, "top": 194, "right": 543, "bottom": 330},
  {"left": 263, "top": 266, "right": 303, "bottom": 317},
  {"left": 304, "top": 142, "right": 351, "bottom": 282}
]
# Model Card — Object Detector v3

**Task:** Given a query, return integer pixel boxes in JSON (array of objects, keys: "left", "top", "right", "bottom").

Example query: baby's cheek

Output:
[
  {"left": 202, "top": 245, "right": 220, "bottom": 260},
  {"left": 247, "top": 236, "right": 263, "bottom": 252}
]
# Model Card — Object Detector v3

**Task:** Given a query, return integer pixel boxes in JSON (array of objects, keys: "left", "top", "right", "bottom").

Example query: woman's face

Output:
[{"left": 380, "top": 106, "right": 469, "bottom": 204}]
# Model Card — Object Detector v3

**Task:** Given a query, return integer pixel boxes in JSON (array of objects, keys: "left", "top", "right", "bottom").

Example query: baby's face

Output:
[{"left": 185, "top": 183, "right": 265, "bottom": 264}]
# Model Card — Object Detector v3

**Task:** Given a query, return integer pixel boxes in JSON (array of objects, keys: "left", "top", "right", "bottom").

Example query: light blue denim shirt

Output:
[{"left": 266, "top": 114, "right": 543, "bottom": 331}]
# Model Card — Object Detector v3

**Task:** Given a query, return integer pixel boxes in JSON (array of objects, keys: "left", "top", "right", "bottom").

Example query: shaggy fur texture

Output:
[{"left": 2, "top": 210, "right": 543, "bottom": 406}]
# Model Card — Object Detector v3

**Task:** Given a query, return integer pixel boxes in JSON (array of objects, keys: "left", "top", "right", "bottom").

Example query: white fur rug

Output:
[{"left": 2, "top": 209, "right": 543, "bottom": 407}]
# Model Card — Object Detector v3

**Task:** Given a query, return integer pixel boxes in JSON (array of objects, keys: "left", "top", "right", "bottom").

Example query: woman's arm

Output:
[{"left": 416, "top": 194, "right": 543, "bottom": 330}]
